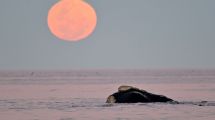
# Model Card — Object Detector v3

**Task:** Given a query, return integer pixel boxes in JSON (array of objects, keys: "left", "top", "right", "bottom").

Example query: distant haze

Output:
[{"left": 0, "top": 0, "right": 215, "bottom": 70}]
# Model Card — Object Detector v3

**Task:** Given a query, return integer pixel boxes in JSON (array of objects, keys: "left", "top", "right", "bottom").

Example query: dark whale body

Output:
[{"left": 106, "top": 86, "right": 175, "bottom": 103}]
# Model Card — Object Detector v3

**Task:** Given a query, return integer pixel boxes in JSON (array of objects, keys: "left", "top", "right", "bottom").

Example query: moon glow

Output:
[{"left": 47, "top": 0, "right": 97, "bottom": 41}]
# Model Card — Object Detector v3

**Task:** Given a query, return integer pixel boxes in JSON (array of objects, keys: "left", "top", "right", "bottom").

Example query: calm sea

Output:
[{"left": 0, "top": 69, "right": 215, "bottom": 120}]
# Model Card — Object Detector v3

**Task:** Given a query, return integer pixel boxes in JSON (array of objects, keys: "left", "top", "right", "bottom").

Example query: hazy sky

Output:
[{"left": 0, "top": 0, "right": 215, "bottom": 70}]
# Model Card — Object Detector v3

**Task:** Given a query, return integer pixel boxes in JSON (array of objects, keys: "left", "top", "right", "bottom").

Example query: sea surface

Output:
[{"left": 0, "top": 69, "right": 215, "bottom": 120}]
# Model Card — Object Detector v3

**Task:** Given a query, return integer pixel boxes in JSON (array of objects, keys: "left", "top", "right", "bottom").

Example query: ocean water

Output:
[{"left": 0, "top": 69, "right": 215, "bottom": 120}]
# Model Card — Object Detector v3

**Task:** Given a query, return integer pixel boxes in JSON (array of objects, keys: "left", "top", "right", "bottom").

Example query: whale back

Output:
[
  {"left": 113, "top": 90, "right": 151, "bottom": 103},
  {"left": 106, "top": 85, "right": 175, "bottom": 103}
]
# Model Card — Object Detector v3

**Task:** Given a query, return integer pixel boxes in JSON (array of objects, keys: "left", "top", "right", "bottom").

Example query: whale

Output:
[{"left": 106, "top": 85, "right": 176, "bottom": 103}]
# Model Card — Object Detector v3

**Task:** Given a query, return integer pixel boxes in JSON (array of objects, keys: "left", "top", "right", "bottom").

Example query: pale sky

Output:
[{"left": 0, "top": 0, "right": 215, "bottom": 70}]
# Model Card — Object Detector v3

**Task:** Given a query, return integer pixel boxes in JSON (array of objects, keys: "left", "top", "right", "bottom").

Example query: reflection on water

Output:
[
  {"left": 0, "top": 70, "right": 215, "bottom": 120},
  {"left": 1, "top": 98, "right": 215, "bottom": 120},
  {"left": 0, "top": 84, "right": 215, "bottom": 120}
]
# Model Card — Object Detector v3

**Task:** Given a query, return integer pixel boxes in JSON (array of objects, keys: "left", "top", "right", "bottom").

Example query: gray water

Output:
[{"left": 0, "top": 69, "right": 215, "bottom": 120}]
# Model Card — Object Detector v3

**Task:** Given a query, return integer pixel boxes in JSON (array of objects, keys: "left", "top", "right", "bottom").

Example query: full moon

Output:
[{"left": 47, "top": 0, "right": 97, "bottom": 42}]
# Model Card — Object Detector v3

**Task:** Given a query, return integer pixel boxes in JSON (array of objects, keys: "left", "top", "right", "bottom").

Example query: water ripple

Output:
[{"left": 0, "top": 98, "right": 215, "bottom": 112}]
